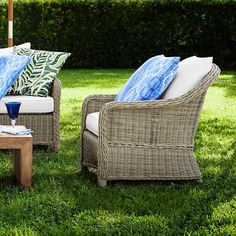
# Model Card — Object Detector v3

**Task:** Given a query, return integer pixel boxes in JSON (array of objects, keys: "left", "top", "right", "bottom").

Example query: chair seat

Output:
[
  {"left": 86, "top": 112, "right": 99, "bottom": 136},
  {"left": 0, "top": 95, "right": 54, "bottom": 113}
]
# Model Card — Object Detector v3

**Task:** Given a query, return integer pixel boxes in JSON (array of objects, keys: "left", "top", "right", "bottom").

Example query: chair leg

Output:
[
  {"left": 80, "top": 163, "right": 88, "bottom": 173},
  {"left": 197, "top": 178, "right": 203, "bottom": 183},
  {"left": 52, "top": 143, "right": 60, "bottom": 152},
  {"left": 98, "top": 179, "right": 107, "bottom": 187}
]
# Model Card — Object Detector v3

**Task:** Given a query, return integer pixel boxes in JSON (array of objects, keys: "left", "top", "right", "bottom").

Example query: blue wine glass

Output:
[{"left": 5, "top": 102, "right": 21, "bottom": 128}]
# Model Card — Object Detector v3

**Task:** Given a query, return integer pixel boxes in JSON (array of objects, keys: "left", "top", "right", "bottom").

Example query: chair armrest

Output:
[
  {"left": 98, "top": 97, "right": 201, "bottom": 146},
  {"left": 81, "top": 94, "right": 116, "bottom": 132},
  {"left": 80, "top": 94, "right": 116, "bottom": 166},
  {"left": 51, "top": 78, "right": 62, "bottom": 115},
  {"left": 82, "top": 94, "right": 116, "bottom": 114}
]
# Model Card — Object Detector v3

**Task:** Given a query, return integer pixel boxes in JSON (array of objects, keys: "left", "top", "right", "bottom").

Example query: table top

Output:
[
  {"left": 0, "top": 126, "right": 32, "bottom": 139},
  {"left": 0, "top": 126, "right": 32, "bottom": 149}
]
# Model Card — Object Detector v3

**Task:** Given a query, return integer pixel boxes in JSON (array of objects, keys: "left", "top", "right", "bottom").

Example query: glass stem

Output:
[{"left": 11, "top": 119, "right": 16, "bottom": 128}]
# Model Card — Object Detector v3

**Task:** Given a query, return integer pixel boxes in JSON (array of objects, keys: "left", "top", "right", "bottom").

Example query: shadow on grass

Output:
[
  {"left": 0, "top": 108, "right": 235, "bottom": 234},
  {"left": 0, "top": 145, "right": 235, "bottom": 234}
]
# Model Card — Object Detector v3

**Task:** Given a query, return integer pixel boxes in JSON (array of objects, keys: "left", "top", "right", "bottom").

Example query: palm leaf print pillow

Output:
[{"left": 11, "top": 48, "right": 70, "bottom": 97}]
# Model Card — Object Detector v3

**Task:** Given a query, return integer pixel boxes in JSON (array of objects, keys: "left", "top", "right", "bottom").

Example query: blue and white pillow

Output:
[
  {"left": 0, "top": 55, "right": 30, "bottom": 99},
  {"left": 115, "top": 55, "right": 180, "bottom": 102}
]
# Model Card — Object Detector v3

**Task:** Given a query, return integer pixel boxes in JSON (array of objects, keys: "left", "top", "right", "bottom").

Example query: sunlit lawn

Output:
[{"left": 0, "top": 69, "right": 235, "bottom": 235}]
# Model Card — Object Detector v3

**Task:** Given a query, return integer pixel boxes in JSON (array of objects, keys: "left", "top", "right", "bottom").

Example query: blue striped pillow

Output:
[
  {"left": 115, "top": 56, "right": 180, "bottom": 102},
  {"left": 0, "top": 55, "right": 30, "bottom": 99}
]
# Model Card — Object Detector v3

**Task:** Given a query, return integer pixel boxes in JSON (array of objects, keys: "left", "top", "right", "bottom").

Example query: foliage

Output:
[
  {"left": 0, "top": 69, "right": 235, "bottom": 235},
  {"left": 0, "top": 0, "right": 236, "bottom": 69}
]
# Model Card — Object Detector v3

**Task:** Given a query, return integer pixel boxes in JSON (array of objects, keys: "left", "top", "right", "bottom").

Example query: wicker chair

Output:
[
  {"left": 0, "top": 78, "right": 61, "bottom": 152},
  {"left": 81, "top": 64, "right": 221, "bottom": 187}
]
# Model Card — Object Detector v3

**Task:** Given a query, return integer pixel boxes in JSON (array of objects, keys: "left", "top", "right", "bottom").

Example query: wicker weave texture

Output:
[
  {"left": 0, "top": 78, "right": 61, "bottom": 152},
  {"left": 81, "top": 64, "right": 221, "bottom": 186}
]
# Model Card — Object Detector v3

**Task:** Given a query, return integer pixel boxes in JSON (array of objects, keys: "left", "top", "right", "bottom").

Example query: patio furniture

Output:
[
  {"left": 0, "top": 78, "right": 61, "bottom": 152},
  {"left": 0, "top": 126, "right": 32, "bottom": 187},
  {"left": 80, "top": 64, "right": 221, "bottom": 187}
]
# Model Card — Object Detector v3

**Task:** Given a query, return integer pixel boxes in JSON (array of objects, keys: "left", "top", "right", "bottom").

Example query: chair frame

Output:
[
  {"left": 81, "top": 64, "right": 221, "bottom": 187},
  {"left": 0, "top": 78, "right": 61, "bottom": 152}
]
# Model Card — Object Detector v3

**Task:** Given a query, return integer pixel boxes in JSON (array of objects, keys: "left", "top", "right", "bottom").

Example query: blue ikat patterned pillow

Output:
[
  {"left": 115, "top": 55, "right": 180, "bottom": 102},
  {"left": 0, "top": 55, "right": 30, "bottom": 99}
]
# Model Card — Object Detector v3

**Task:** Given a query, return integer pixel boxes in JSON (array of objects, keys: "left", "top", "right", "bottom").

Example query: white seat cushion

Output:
[
  {"left": 163, "top": 56, "right": 213, "bottom": 99},
  {"left": 0, "top": 42, "right": 31, "bottom": 55},
  {"left": 0, "top": 95, "right": 54, "bottom": 113},
  {"left": 86, "top": 112, "right": 99, "bottom": 136}
]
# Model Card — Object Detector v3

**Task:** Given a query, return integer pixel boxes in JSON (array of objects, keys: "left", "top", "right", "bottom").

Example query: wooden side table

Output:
[{"left": 0, "top": 127, "right": 32, "bottom": 187}]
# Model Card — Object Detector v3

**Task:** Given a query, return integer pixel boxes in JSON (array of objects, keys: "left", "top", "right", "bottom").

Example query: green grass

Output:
[{"left": 0, "top": 70, "right": 235, "bottom": 235}]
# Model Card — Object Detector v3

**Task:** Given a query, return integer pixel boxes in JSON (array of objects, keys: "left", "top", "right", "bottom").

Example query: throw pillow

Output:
[
  {"left": 0, "top": 42, "right": 31, "bottom": 55},
  {"left": 115, "top": 55, "right": 180, "bottom": 102},
  {"left": 163, "top": 56, "right": 213, "bottom": 99},
  {"left": 0, "top": 55, "right": 31, "bottom": 99},
  {"left": 11, "top": 48, "right": 70, "bottom": 97}
]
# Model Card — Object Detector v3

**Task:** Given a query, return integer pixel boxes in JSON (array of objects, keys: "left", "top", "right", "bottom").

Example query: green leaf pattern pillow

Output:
[{"left": 11, "top": 48, "right": 70, "bottom": 97}]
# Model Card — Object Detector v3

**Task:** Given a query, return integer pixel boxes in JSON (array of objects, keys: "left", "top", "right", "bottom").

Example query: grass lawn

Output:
[{"left": 0, "top": 69, "right": 235, "bottom": 235}]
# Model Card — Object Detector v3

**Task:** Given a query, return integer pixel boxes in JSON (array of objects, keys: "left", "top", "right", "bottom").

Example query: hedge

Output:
[{"left": 0, "top": 0, "right": 236, "bottom": 69}]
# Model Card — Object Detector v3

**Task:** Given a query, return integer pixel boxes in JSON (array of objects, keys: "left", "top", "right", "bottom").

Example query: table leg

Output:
[
  {"left": 13, "top": 141, "right": 32, "bottom": 187},
  {"left": 13, "top": 149, "right": 21, "bottom": 181}
]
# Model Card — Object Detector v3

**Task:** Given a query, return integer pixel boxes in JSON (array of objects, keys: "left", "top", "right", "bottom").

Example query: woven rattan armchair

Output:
[
  {"left": 0, "top": 78, "right": 61, "bottom": 152},
  {"left": 81, "top": 64, "right": 221, "bottom": 187}
]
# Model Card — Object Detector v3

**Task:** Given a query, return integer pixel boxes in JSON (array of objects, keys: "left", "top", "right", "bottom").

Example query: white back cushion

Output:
[
  {"left": 163, "top": 56, "right": 213, "bottom": 99},
  {"left": 0, "top": 47, "right": 13, "bottom": 55},
  {"left": 0, "top": 42, "right": 31, "bottom": 55}
]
